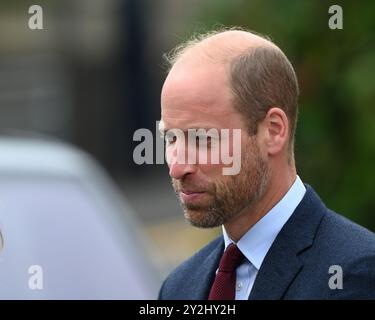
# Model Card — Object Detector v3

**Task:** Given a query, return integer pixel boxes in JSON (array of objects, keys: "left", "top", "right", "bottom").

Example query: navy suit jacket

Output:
[{"left": 159, "top": 185, "right": 375, "bottom": 299}]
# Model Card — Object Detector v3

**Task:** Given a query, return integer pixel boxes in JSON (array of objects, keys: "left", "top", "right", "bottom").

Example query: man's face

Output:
[{"left": 161, "top": 59, "right": 270, "bottom": 228}]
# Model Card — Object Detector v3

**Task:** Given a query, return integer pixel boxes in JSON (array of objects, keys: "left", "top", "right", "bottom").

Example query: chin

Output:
[{"left": 183, "top": 209, "right": 222, "bottom": 229}]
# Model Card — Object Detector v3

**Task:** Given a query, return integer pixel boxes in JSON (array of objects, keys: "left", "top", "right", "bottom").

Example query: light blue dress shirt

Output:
[{"left": 222, "top": 175, "right": 306, "bottom": 300}]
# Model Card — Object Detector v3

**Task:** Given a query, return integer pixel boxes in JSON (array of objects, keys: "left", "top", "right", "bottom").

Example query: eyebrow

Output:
[
  {"left": 159, "top": 128, "right": 224, "bottom": 140},
  {"left": 158, "top": 120, "right": 165, "bottom": 134},
  {"left": 162, "top": 127, "right": 222, "bottom": 132}
]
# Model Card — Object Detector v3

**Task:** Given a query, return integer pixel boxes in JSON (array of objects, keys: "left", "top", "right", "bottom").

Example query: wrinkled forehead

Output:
[{"left": 160, "top": 62, "right": 240, "bottom": 131}]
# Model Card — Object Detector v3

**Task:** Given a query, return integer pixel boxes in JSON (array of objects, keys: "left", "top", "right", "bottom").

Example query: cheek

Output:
[
  {"left": 220, "top": 129, "right": 244, "bottom": 160},
  {"left": 165, "top": 145, "right": 174, "bottom": 167},
  {"left": 197, "top": 162, "right": 223, "bottom": 178}
]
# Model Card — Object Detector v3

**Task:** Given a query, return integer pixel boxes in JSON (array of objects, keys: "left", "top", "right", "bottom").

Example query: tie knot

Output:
[{"left": 218, "top": 243, "right": 244, "bottom": 272}]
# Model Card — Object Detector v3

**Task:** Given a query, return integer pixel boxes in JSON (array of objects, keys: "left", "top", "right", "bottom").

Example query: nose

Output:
[
  {"left": 169, "top": 160, "right": 197, "bottom": 180},
  {"left": 167, "top": 143, "right": 197, "bottom": 180}
]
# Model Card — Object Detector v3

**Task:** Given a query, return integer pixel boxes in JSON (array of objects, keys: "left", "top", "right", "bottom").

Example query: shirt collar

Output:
[{"left": 222, "top": 175, "right": 306, "bottom": 270}]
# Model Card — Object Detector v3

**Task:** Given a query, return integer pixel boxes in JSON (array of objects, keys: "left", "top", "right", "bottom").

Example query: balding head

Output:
[
  {"left": 166, "top": 29, "right": 277, "bottom": 67},
  {"left": 164, "top": 28, "right": 299, "bottom": 160}
]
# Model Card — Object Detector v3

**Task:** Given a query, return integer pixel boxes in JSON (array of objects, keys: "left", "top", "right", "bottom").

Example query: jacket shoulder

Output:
[
  {"left": 293, "top": 209, "right": 375, "bottom": 299},
  {"left": 317, "top": 209, "right": 375, "bottom": 258},
  {"left": 158, "top": 236, "right": 223, "bottom": 299}
]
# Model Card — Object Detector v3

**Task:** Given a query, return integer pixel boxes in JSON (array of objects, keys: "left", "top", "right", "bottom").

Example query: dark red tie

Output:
[{"left": 208, "top": 243, "right": 245, "bottom": 300}]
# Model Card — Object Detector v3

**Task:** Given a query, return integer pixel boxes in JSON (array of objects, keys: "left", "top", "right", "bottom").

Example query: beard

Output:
[{"left": 171, "top": 138, "right": 270, "bottom": 228}]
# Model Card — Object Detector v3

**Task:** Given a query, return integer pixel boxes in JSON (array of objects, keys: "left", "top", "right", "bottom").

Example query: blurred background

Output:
[{"left": 0, "top": 0, "right": 374, "bottom": 297}]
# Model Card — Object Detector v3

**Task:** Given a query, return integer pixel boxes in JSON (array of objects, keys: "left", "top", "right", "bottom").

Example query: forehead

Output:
[{"left": 161, "top": 62, "right": 243, "bottom": 131}]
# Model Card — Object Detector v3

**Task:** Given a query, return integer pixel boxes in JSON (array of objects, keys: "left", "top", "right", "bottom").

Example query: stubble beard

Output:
[{"left": 172, "top": 140, "right": 270, "bottom": 228}]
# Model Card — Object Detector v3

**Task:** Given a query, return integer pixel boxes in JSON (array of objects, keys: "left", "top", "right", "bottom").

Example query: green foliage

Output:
[{"left": 189, "top": 0, "right": 375, "bottom": 230}]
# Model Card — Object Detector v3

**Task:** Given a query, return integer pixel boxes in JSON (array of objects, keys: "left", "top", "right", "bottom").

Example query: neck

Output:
[{"left": 224, "top": 165, "right": 297, "bottom": 242}]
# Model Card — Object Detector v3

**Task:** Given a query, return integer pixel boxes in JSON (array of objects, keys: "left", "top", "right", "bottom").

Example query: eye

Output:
[
  {"left": 196, "top": 135, "right": 212, "bottom": 148},
  {"left": 165, "top": 133, "right": 177, "bottom": 145}
]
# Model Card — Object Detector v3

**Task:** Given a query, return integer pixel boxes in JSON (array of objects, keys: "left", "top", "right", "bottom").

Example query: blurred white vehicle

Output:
[{"left": 0, "top": 135, "right": 161, "bottom": 299}]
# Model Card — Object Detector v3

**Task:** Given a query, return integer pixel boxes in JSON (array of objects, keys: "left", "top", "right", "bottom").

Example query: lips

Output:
[
  {"left": 180, "top": 190, "right": 205, "bottom": 202},
  {"left": 180, "top": 189, "right": 203, "bottom": 195}
]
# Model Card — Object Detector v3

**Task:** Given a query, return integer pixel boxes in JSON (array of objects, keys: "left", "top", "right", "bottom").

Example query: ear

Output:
[{"left": 260, "top": 107, "right": 289, "bottom": 156}]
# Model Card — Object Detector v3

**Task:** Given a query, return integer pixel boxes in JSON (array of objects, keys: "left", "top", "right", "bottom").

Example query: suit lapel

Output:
[
  {"left": 248, "top": 230, "right": 303, "bottom": 299},
  {"left": 249, "top": 185, "right": 326, "bottom": 299},
  {"left": 191, "top": 238, "right": 224, "bottom": 299}
]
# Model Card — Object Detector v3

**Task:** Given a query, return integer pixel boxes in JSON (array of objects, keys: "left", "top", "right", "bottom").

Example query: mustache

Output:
[{"left": 172, "top": 179, "right": 215, "bottom": 194}]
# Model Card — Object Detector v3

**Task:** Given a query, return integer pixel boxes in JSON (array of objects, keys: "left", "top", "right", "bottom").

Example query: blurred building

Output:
[{"left": 0, "top": 0, "right": 220, "bottom": 274}]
